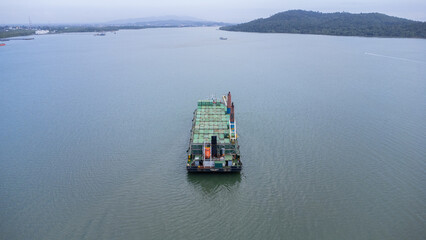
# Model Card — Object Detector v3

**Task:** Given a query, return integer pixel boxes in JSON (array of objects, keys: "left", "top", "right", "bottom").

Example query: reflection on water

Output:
[{"left": 186, "top": 173, "right": 242, "bottom": 194}]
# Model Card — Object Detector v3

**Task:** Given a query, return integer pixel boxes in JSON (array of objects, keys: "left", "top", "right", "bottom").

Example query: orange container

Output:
[{"left": 205, "top": 147, "right": 211, "bottom": 159}]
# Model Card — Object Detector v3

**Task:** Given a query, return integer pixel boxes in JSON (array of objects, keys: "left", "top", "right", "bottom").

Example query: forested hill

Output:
[{"left": 220, "top": 10, "right": 426, "bottom": 38}]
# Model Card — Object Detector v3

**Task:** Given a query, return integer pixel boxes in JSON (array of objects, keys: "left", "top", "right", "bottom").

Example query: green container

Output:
[{"left": 215, "top": 162, "right": 223, "bottom": 168}]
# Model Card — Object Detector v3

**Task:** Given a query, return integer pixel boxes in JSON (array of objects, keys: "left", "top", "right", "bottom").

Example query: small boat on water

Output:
[
  {"left": 219, "top": 37, "right": 228, "bottom": 40},
  {"left": 0, "top": 43, "right": 5, "bottom": 46},
  {"left": 94, "top": 32, "right": 106, "bottom": 36}
]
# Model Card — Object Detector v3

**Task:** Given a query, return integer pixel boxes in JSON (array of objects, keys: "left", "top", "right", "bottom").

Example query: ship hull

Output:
[{"left": 187, "top": 166, "right": 242, "bottom": 173}]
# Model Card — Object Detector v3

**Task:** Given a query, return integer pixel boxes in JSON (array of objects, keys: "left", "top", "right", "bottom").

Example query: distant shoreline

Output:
[
  {"left": 0, "top": 37, "right": 35, "bottom": 41},
  {"left": 0, "top": 26, "right": 148, "bottom": 40},
  {"left": 0, "top": 23, "right": 226, "bottom": 41},
  {"left": 219, "top": 29, "right": 426, "bottom": 40}
]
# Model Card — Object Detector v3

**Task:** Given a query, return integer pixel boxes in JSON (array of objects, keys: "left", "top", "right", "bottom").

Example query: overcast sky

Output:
[{"left": 1, "top": 0, "right": 425, "bottom": 24}]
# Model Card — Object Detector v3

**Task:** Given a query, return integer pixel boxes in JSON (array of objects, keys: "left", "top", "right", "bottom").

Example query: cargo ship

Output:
[{"left": 187, "top": 92, "right": 242, "bottom": 173}]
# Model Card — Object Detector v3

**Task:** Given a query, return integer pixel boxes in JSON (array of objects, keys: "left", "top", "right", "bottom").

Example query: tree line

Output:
[{"left": 220, "top": 10, "right": 426, "bottom": 38}]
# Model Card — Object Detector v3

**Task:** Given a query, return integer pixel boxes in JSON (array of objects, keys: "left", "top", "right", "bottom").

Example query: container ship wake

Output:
[{"left": 187, "top": 92, "right": 242, "bottom": 173}]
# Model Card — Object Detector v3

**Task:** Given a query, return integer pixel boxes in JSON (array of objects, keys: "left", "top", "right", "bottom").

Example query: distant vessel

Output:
[
  {"left": 219, "top": 37, "right": 228, "bottom": 40},
  {"left": 94, "top": 32, "right": 106, "bottom": 36},
  {"left": 0, "top": 43, "right": 5, "bottom": 46},
  {"left": 187, "top": 92, "right": 242, "bottom": 173}
]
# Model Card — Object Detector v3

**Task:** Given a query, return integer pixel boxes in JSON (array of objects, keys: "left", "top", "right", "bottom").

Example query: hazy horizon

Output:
[{"left": 1, "top": 0, "right": 426, "bottom": 24}]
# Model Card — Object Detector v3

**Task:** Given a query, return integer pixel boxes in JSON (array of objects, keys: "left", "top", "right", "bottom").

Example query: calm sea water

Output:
[{"left": 1, "top": 27, "right": 425, "bottom": 240}]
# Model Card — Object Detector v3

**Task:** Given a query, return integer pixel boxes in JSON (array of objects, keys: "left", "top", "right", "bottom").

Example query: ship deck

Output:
[{"left": 191, "top": 100, "right": 231, "bottom": 144}]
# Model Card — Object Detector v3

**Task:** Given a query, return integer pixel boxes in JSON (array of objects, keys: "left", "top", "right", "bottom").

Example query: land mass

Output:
[
  {"left": 0, "top": 17, "right": 229, "bottom": 40},
  {"left": 220, "top": 10, "right": 426, "bottom": 38},
  {"left": 106, "top": 16, "right": 229, "bottom": 27}
]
